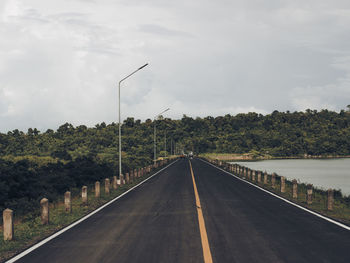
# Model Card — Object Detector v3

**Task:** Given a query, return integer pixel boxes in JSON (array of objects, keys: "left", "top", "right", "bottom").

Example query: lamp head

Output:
[{"left": 138, "top": 63, "right": 149, "bottom": 70}]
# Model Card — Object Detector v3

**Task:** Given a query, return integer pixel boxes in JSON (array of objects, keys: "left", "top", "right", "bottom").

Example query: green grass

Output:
[{"left": 0, "top": 165, "right": 164, "bottom": 263}]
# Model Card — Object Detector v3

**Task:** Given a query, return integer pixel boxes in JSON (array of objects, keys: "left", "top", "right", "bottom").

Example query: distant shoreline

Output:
[
  {"left": 200, "top": 153, "right": 350, "bottom": 162},
  {"left": 240, "top": 155, "right": 350, "bottom": 162}
]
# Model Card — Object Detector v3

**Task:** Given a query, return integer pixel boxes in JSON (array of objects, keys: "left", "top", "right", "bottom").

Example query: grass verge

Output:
[
  {"left": 0, "top": 165, "right": 165, "bottom": 263},
  {"left": 205, "top": 158, "right": 350, "bottom": 226}
]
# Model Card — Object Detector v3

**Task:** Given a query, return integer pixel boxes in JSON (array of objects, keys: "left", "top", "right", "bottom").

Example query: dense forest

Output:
[
  {"left": 1, "top": 109, "right": 350, "bottom": 160},
  {"left": 1, "top": 109, "right": 350, "bottom": 215}
]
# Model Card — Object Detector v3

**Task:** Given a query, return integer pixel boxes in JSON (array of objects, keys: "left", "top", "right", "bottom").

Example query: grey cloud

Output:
[
  {"left": 139, "top": 24, "right": 193, "bottom": 38},
  {"left": 0, "top": 0, "right": 350, "bottom": 132}
]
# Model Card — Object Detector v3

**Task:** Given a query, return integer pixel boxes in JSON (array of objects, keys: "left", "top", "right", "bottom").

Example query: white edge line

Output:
[
  {"left": 199, "top": 158, "right": 350, "bottom": 231},
  {"left": 6, "top": 159, "right": 179, "bottom": 263}
]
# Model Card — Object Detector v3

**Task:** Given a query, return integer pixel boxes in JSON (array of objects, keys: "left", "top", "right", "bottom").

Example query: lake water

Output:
[{"left": 232, "top": 159, "right": 350, "bottom": 196}]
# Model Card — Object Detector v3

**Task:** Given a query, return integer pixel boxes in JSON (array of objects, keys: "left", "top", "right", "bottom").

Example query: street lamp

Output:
[
  {"left": 154, "top": 108, "right": 170, "bottom": 164},
  {"left": 118, "top": 63, "right": 148, "bottom": 178}
]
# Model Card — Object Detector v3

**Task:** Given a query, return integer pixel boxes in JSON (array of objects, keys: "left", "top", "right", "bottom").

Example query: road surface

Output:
[{"left": 12, "top": 158, "right": 350, "bottom": 263}]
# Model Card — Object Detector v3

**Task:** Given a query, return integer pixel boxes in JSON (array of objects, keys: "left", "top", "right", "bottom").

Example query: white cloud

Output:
[
  {"left": 290, "top": 56, "right": 350, "bottom": 111},
  {"left": 0, "top": 0, "right": 349, "bottom": 132}
]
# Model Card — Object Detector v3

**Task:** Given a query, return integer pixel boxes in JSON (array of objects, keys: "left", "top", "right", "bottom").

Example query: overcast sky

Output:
[{"left": 0, "top": 0, "right": 350, "bottom": 132}]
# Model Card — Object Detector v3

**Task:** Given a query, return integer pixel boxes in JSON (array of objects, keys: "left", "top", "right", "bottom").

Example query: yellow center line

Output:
[{"left": 189, "top": 160, "right": 213, "bottom": 263}]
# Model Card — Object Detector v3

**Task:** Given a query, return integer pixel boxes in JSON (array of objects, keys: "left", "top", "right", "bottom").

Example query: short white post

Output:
[
  {"left": 40, "top": 198, "right": 49, "bottom": 225},
  {"left": 64, "top": 191, "right": 72, "bottom": 213},
  {"left": 3, "top": 209, "right": 14, "bottom": 241},
  {"left": 82, "top": 186, "right": 88, "bottom": 204}
]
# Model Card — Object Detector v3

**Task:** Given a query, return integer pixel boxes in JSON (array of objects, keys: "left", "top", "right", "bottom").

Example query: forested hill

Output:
[{"left": 1, "top": 109, "right": 350, "bottom": 164}]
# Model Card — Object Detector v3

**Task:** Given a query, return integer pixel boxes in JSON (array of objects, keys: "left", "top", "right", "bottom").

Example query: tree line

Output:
[
  {"left": 1, "top": 109, "right": 350, "bottom": 160},
  {"left": 1, "top": 109, "right": 350, "bottom": 215}
]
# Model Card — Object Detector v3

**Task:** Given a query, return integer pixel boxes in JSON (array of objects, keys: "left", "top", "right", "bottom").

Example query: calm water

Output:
[{"left": 233, "top": 159, "right": 350, "bottom": 196}]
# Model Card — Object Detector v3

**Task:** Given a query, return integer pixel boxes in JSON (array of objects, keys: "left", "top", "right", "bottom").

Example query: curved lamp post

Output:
[
  {"left": 118, "top": 63, "right": 148, "bottom": 178},
  {"left": 154, "top": 108, "right": 170, "bottom": 164}
]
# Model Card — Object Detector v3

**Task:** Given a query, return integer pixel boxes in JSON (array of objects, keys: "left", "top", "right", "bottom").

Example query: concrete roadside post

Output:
[
  {"left": 95, "top": 182, "right": 100, "bottom": 198},
  {"left": 130, "top": 170, "right": 134, "bottom": 183},
  {"left": 257, "top": 171, "right": 261, "bottom": 183},
  {"left": 280, "top": 176, "right": 286, "bottom": 193},
  {"left": 271, "top": 173, "right": 276, "bottom": 189},
  {"left": 120, "top": 174, "right": 125, "bottom": 185},
  {"left": 307, "top": 184, "right": 313, "bottom": 205},
  {"left": 82, "top": 186, "right": 88, "bottom": 205},
  {"left": 126, "top": 173, "right": 130, "bottom": 184},
  {"left": 327, "top": 189, "right": 334, "bottom": 211},
  {"left": 3, "top": 209, "right": 14, "bottom": 241},
  {"left": 292, "top": 179, "right": 298, "bottom": 198},
  {"left": 264, "top": 172, "right": 268, "bottom": 185},
  {"left": 247, "top": 168, "right": 251, "bottom": 180},
  {"left": 252, "top": 170, "right": 256, "bottom": 182},
  {"left": 40, "top": 198, "right": 49, "bottom": 225},
  {"left": 113, "top": 176, "right": 118, "bottom": 190},
  {"left": 105, "top": 178, "right": 110, "bottom": 195},
  {"left": 64, "top": 191, "right": 72, "bottom": 213}
]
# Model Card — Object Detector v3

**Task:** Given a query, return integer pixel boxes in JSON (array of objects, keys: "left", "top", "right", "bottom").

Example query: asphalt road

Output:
[
  {"left": 13, "top": 158, "right": 350, "bottom": 263},
  {"left": 192, "top": 158, "right": 350, "bottom": 263}
]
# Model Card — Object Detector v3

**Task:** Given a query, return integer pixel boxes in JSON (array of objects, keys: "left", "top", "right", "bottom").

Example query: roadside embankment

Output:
[
  {"left": 203, "top": 157, "right": 350, "bottom": 226},
  {"left": 0, "top": 158, "right": 176, "bottom": 263}
]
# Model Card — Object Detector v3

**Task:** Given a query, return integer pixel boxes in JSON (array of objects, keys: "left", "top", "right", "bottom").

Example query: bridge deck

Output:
[{"left": 13, "top": 158, "right": 350, "bottom": 263}]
